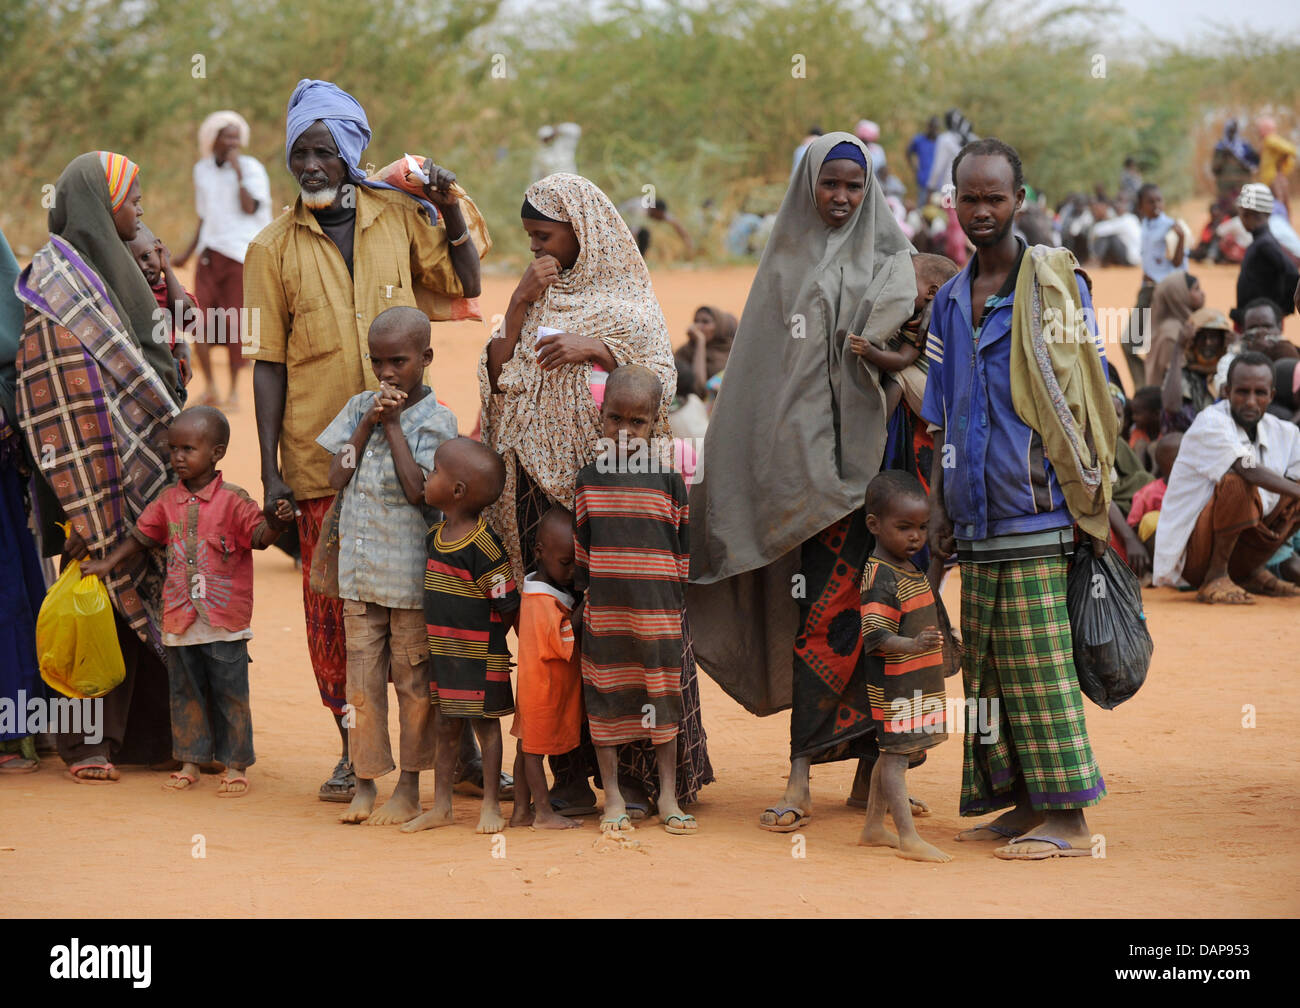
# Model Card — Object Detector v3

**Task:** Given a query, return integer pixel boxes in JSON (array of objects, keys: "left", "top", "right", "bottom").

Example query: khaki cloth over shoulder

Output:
[
  {"left": 1009, "top": 245, "right": 1116, "bottom": 542},
  {"left": 244, "top": 186, "right": 466, "bottom": 500}
]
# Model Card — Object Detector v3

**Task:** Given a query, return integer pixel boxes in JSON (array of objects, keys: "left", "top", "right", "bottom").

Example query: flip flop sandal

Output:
[
  {"left": 663, "top": 813, "right": 698, "bottom": 836},
  {"left": 163, "top": 771, "right": 198, "bottom": 791},
  {"left": 758, "top": 805, "right": 809, "bottom": 833},
  {"left": 550, "top": 797, "right": 600, "bottom": 817},
  {"left": 318, "top": 759, "right": 356, "bottom": 803},
  {"left": 600, "top": 813, "right": 632, "bottom": 832},
  {"left": 993, "top": 835, "right": 1093, "bottom": 860},
  {"left": 69, "top": 760, "right": 119, "bottom": 785},
  {"left": 217, "top": 775, "right": 249, "bottom": 798},
  {"left": 955, "top": 822, "right": 1024, "bottom": 842},
  {"left": 0, "top": 753, "right": 38, "bottom": 774}
]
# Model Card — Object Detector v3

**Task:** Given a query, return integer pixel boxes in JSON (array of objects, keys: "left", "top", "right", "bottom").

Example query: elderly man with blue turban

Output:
[{"left": 244, "top": 79, "right": 483, "bottom": 803}]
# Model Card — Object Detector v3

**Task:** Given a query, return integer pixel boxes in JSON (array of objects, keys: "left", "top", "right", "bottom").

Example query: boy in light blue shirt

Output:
[
  {"left": 316, "top": 306, "right": 457, "bottom": 827},
  {"left": 1126, "top": 183, "right": 1186, "bottom": 385}
]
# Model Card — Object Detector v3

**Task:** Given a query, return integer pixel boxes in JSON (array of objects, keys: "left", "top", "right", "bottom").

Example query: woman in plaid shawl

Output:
[{"left": 13, "top": 152, "right": 180, "bottom": 782}]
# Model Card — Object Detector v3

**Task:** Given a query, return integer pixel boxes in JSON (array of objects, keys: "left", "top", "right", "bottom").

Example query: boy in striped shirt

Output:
[
  {"left": 575, "top": 365, "right": 698, "bottom": 836},
  {"left": 404, "top": 437, "right": 519, "bottom": 835}
]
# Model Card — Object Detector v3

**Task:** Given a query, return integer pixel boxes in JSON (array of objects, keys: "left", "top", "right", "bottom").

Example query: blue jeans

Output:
[{"left": 166, "top": 639, "right": 255, "bottom": 768}]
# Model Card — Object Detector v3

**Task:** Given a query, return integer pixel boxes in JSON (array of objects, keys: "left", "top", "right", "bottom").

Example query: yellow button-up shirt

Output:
[{"left": 243, "top": 186, "right": 462, "bottom": 500}]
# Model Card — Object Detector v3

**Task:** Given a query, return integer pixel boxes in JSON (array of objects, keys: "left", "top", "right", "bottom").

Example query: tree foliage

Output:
[{"left": 2, "top": 0, "right": 1296, "bottom": 260}]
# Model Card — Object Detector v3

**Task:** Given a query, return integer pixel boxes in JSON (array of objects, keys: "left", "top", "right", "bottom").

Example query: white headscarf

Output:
[{"left": 197, "top": 110, "right": 251, "bottom": 159}]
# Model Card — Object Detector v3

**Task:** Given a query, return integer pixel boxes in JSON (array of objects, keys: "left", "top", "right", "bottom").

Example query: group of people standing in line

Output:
[{"left": 5, "top": 77, "right": 1300, "bottom": 862}]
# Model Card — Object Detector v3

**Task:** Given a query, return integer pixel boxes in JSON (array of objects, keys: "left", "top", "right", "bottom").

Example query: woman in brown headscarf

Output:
[
  {"left": 673, "top": 305, "right": 737, "bottom": 395},
  {"left": 1144, "top": 272, "right": 1203, "bottom": 389},
  {"left": 480, "top": 172, "right": 713, "bottom": 818}
]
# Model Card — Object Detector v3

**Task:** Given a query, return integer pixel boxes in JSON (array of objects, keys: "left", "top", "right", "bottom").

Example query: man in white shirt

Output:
[
  {"left": 1153, "top": 351, "right": 1300, "bottom": 603},
  {"left": 176, "top": 110, "right": 273, "bottom": 407}
]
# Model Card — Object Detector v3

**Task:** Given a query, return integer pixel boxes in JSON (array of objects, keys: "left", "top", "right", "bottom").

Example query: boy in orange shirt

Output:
[{"left": 509, "top": 506, "right": 584, "bottom": 830}]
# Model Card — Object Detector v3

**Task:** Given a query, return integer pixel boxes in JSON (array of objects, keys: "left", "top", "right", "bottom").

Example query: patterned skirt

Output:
[
  {"left": 790, "top": 511, "right": 879, "bottom": 764},
  {"left": 958, "top": 556, "right": 1105, "bottom": 815},
  {"left": 298, "top": 495, "right": 347, "bottom": 714}
]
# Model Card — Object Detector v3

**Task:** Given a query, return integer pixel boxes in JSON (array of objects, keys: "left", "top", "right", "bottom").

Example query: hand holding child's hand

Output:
[
  {"left": 270, "top": 498, "right": 295, "bottom": 523},
  {"left": 912, "top": 625, "right": 943, "bottom": 653}
]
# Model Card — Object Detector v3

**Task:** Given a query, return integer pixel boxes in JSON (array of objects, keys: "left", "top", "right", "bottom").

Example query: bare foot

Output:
[
  {"left": 340, "top": 778, "right": 377, "bottom": 824},
  {"left": 402, "top": 802, "right": 454, "bottom": 833},
  {"left": 1197, "top": 575, "right": 1255, "bottom": 605},
  {"left": 367, "top": 787, "right": 422, "bottom": 826},
  {"left": 509, "top": 804, "right": 535, "bottom": 827},
  {"left": 858, "top": 823, "right": 900, "bottom": 848},
  {"left": 533, "top": 809, "right": 581, "bottom": 830},
  {"left": 476, "top": 801, "right": 506, "bottom": 835},
  {"left": 896, "top": 834, "right": 952, "bottom": 863}
]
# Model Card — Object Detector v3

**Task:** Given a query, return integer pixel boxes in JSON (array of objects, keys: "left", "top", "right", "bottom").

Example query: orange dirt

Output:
[{"left": 3, "top": 259, "right": 1297, "bottom": 918}]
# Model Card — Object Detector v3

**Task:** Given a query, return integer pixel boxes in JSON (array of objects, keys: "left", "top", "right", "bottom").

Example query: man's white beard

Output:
[{"left": 300, "top": 185, "right": 340, "bottom": 210}]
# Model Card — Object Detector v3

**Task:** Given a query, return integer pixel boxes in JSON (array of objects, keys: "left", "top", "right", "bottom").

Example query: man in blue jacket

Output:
[{"left": 923, "top": 138, "right": 1107, "bottom": 861}]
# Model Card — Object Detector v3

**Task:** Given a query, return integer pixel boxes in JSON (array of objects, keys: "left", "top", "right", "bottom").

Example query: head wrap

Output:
[
  {"left": 1146, "top": 270, "right": 1200, "bottom": 386},
  {"left": 824, "top": 140, "right": 870, "bottom": 171},
  {"left": 284, "top": 79, "right": 438, "bottom": 220},
  {"left": 96, "top": 151, "right": 139, "bottom": 213},
  {"left": 1238, "top": 182, "right": 1274, "bottom": 214},
  {"left": 944, "top": 108, "right": 976, "bottom": 144},
  {"left": 521, "top": 197, "right": 562, "bottom": 222},
  {"left": 477, "top": 173, "right": 674, "bottom": 582},
  {"left": 1216, "top": 119, "right": 1252, "bottom": 162},
  {"left": 198, "top": 110, "right": 251, "bottom": 159},
  {"left": 46, "top": 153, "right": 179, "bottom": 398},
  {"left": 674, "top": 306, "right": 738, "bottom": 379},
  {"left": 854, "top": 119, "right": 880, "bottom": 143}
]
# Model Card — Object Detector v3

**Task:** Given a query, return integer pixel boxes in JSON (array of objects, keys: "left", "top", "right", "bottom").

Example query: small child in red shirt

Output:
[
  {"left": 84, "top": 406, "right": 291, "bottom": 796},
  {"left": 508, "top": 505, "right": 583, "bottom": 831},
  {"left": 1127, "top": 432, "right": 1182, "bottom": 544}
]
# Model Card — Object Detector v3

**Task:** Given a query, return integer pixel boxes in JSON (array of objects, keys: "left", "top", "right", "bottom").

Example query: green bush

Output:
[{"left": 2, "top": 0, "right": 1296, "bottom": 262}]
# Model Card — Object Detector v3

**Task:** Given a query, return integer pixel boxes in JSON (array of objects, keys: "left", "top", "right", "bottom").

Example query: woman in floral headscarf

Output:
[{"left": 479, "top": 172, "right": 713, "bottom": 816}]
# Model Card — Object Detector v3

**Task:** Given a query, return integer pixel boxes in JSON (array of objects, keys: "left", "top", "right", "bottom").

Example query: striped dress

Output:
[
  {"left": 860, "top": 557, "right": 947, "bottom": 755},
  {"left": 424, "top": 517, "right": 520, "bottom": 718},
  {"left": 574, "top": 462, "right": 688, "bottom": 747}
]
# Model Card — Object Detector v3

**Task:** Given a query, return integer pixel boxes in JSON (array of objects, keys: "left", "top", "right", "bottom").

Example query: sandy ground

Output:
[{"left": 3, "top": 258, "right": 1299, "bottom": 919}]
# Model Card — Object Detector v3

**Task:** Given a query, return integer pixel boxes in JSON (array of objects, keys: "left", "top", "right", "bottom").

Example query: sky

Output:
[{"left": 945, "top": 0, "right": 1299, "bottom": 45}]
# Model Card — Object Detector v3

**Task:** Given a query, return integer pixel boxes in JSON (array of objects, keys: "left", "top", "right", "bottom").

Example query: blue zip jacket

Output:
[{"left": 920, "top": 242, "right": 1107, "bottom": 542}]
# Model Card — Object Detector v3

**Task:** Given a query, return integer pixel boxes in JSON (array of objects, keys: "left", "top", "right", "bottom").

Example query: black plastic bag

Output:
[{"left": 1066, "top": 544, "right": 1154, "bottom": 709}]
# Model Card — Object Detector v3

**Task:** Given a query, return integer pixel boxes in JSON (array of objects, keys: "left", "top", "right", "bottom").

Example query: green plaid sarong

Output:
[{"left": 958, "top": 556, "right": 1105, "bottom": 814}]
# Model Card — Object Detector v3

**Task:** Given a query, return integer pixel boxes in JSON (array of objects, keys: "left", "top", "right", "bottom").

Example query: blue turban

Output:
[
  {"left": 284, "top": 79, "right": 438, "bottom": 221},
  {"left": 823, "top": 140, "right": 869, "bottom": 171}
]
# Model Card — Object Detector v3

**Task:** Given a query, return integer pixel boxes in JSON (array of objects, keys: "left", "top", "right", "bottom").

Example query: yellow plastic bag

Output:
[{"left": 36, "top": 560, "right": 126, "bottom": 699}]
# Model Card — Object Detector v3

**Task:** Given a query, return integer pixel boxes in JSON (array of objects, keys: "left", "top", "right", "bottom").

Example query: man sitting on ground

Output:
[{"left": 1154, "top": 352, "right": 1300, "bottom": 603}]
